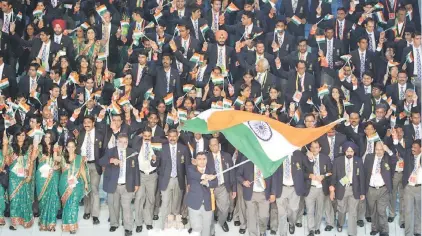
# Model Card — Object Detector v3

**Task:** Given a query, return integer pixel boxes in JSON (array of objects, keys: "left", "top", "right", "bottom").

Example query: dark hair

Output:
[
  {"left": 358, "top": 37, "right": 368, "bottom": 43},
  {"left": 244, "top": 69, "right": 256, "bottom": 77},
  {"left": 337, "top": 7, "right": 346, "bottom": 13},
  {"left": 325, "top": 26, "right": 334, "bottom": 32},
  {"left": 243, "top": 11, "right": 254, "bottom": 19},
  {"left": 304, "top": 113, "right": 315, "bottom": 120},
  {"left": 83, "top": 115, "right": 95, "bottom": 123},
  {"left": 63, "top": 139, "right": 76, "bottom": 164},
  {"left": 29, "top": 63, "right": 40, "bottom": 71},
  {"left": 143, "top": 127, "right": 152, "bottom": 134},
  {"left": 39, "top": 27, "right": 52, "bottom": 36},
  {"left": 168, "top": 129, "right": 178, "bottom": 135},
  {"left": 310, "top": 140, "right": 321, "bottom": 147},
  {"left": 50, "top": 66, "right": 60, "bottom": 75},
  {"left": 239, "top": 83, "right": 250, "bottom": 97},
  {"left": 11, "top": 128, "right": 30, "bottom": 155},
  {"left": 32, "top": 114, "right": 43, "bottom": 125},
  {"left": 413, "top": 139, "right": 421, "bottom": 147},
  {"left": 364, "top": 121, "right": 375, "bottom": 129},
  {"left": 41, "top": 130, "right": 56, "bottom": 156},
  {"left": 117, "top": 133, "right": 128, "bottom": 139},
  {"left": 191, "top": 5, "right": 201, "bottom": 13}
]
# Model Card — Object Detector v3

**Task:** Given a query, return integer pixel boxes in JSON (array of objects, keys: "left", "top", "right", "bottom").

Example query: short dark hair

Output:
[
  {"left": 413, "top": 139, "right": 421, "bottom": 147},
  {"left": 143, "top": 127, "right": 152, "bottom": 133},
  {"left": 83, "top": 115, "right": 95, "bottom": 123},
  {"left": 118, "top": 133, "right": 128, "bottom": 139}
]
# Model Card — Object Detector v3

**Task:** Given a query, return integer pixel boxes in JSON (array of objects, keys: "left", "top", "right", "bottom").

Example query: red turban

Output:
[{"left": 52, "top": 19, "right": 66, "bottom": 30}]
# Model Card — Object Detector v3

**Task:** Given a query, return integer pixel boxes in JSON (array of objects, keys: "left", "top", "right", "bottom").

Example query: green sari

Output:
[
  {"left": 35, "top": 150, "right": 60, "bottom": 231},
  {"left": 0, "top": 151, "right": 6, "bottom": 225},
  {"left": 59, "top": 155, "right": 90, "bottom": 232},
  {"left": 8, "top": 146, "right": 35, "bottom": 228}
]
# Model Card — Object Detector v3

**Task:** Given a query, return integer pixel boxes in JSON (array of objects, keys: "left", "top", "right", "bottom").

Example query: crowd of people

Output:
[{"left": 0, "top": 0, "right": 419, "bottom": 236}]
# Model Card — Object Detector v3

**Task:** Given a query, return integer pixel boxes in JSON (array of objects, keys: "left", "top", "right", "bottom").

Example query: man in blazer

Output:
[
  {"left": 151, "top": 54, "right": 182, "bottom": 99},
  {"left": 151, "top": 129, "right": 191, "bottom": 230},
  {"left": 280, "top": 0, "right": 308, "bottom": 37},
  {"left": 76, "top": 116, "right": 105, "bottom": 225},
  {"left": 130, "top": 50, "right": 153, "bottom": 95},
  {"left": 404, "top": 112, "right": 422, "bottom": 141},
  {"left": 305, "top": 141, "right": 334, "bottom": 235},
  {"left": 330, "top": 142, "right": 366, "bottom": 236},
  {"left": 99, "top": 134, "right": 140, "bottom": 236},
  {"left": 319, "top": 8, "right": 354, "bottom": 54},
  {"left": 363, "top": 142, "right": 395, "bottom": 236},
  {"left": 401, "top": 32, "right": 421, "bottom": 80},
  {"left": 95, "top": 11, "right": 119, "bottom": 71},
  {"left": 350, "top": 37, "right": 377, "bottom": 80},
  {"left": 237, "top": 153, "right": 276, "bottom": 236},
  {"left": 201, "top": 30, "right": 234, "bottom": 74},
  {"left": 173, "top": 23, "right": 201, "bottom": 71},
  {"left": 273, "top": 150, "right": 312, "bottom": 235},
  {"left": 220, "top": 11, "right": 264, "bottom": 42},
  {"left": 265, "top": 19, "right": 295, "bottom": 70},
  {"left": 319, "top": 128, "right": 348, "bottom": 161},
  {"left": 186, "top": 152, "right": 218, "bottom": 236},
  {"left": 386, "top": 71, "right": 417, "bottom": 105},
  {"left": 206, "top": 138, "right": 236, "bottom": 233},
  {"left": 0, "top": 51, "right": 17, "bottom": 100},
  {"left": 133, "top": 127, "right": 159, "bottom": 232},
  {"left": 51, "top": 19, "right": 74, "bottom": 62},
  {"left": 10, "top": 26, "right": 61, "bottom": 73},
  {"left": 103, "top": 114, "right": 129, "bottom": 150},
  {"left": 393, "top": 137, "right": 421, "bottom": 236},
  {"left": 187, "top": 6, "right": 212, "bottom": 43}
]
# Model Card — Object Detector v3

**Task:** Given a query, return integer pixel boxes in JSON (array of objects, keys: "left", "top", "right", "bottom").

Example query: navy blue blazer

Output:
[
  {"left": 307, "top": 153, "right": 333, "bottom": 196},
  {"left": 99, "top": 147, "right": 140, "bottom": 193},
  {"left": 395, "top": 142, "right": 422, "bottom": 187},
  {"left": 186, "top": 165, "right": 218, "bottom": 211},
  {"left": 236, "top": 153, "right": 276, "bottom": 201},
  {"left": 206, "top": 151, "right": 237, "bottom": 193},
  {"left": 273, "top": 150, "right": 313, "bottom": 198},
  {"left": 151, "top": 143, "right": 192, "bottom": 191},
  {"left": 363, "top": 153, "right": 396, "bottom": 193},
  {"left": 331, "top": 156, "right": 366, "bottom": 200}
]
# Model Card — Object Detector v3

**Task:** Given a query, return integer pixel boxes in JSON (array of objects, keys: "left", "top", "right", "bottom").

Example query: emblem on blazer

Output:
[
  {"left": 339, "top": 146, "right": 342, "bottom": 153},
  {"left": 99, "top": 141, "right": 102, "bottom": 148},
  {"left": 300, "top": 7, "right": 303, "bottom": 13},
  {"left": 385, "top": 163, "right": 390, "bottom": 170},
  {"left": 309, "top": 64, "right": 312, "bottom": 70},
  {"left": 296, "top": 162, "right": 301, "bottom": 170},
  {"left": 286, "top": 44, "right": 289, "bottom": 51},
  {"left": 181, "top": 155, "right": 185, "bottom": 164},
  {"left": 308, "top": 85, "right": 312, "bottom": 91},
  {"left": 132, "top": 160, "right": 135, "bottom": 168},
  {"left": 356, "top": 167, "right": 359, "bottom": 176},
  {"left": 324, "top": 165, "right": 326, "bottom": 172},
  {"left": 347, "top": 32, "right": 350, "bottom": 39},
  {"left": 369, "top": 62, "right": 372, "bottom": 70},
  {"left": 336, "top": 49, "right": 340, "bottom": 56},
  {"left": 247, "top": 121, "right": 272, "bottom": 141}
]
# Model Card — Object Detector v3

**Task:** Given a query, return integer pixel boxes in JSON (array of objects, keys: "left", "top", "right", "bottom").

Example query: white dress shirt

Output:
[
  {"left": 408, "top": 154, "right": 422, "bottom": 185},
  {"left": 37, "top": 41, "right": 51, "bottom": 72},
  {"left": 414, "top": 124, "right": 421, "bottom": 139},
  {"left": 81, "top": 130, "right": 96, "bottom": 161},
  {"left": 253, "top": 165, "right": 265, "bottom": 192},
  {"left": 413, "top": 45, "right": 422, "bottom": 76},
  {"left": 0, "top": 63, "right": 5, "bottom": 80},
  {"left": 345, "top": 156, "right": 353, "bottom": 184},
  {"left": 195, "top": 138, "right": 204, "bottom": 153},
  {"left": 369, "top": 156, "right": 385, "bottom": 187},
  {"left": 310, "top": 154, "right": 323, "bottom": 188},
  {"left": 54, "top": 34, "right": 62, "bottom": 44},
  {"left": 138, "top": 142, "right": 157, "bottom": 173},
  {"left": 283, "top": 155, "right": 294, "bottom": 186}
]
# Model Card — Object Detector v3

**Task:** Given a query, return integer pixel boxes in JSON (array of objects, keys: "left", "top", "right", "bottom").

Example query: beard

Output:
[
  {"left": 217, "top": 41, "right": 225, "bottom": 46},
  {"left": 346, "top": 154, "right": 353, "bottom": 159}
]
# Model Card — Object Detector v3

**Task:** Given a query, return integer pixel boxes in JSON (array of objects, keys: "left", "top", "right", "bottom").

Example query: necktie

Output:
[
  {"left": 400, "top": 86, "right": 405, "bottom": 100},
  {"left": 339, "top": 21, "right": 344, "bottom": 40},
  {"left": 53, "top": 100, "right": 58, "bottom": 121},
  {"left": 292, "top": 0, "right": 298, "bottom": 12},
  {"left": 2, "top": 14, "right": 9, "bottom": 33},
  {"left": 327, "top": 40, "right": 333, "bottom": 69},
  {"left": 416, "top": 126, "right": 420, "bottom": 139},
  {"left": 55, "top": 36, "right": 59, "bottom": 44},
  {"left": 194, "top": 21, "right": 199, "bottom": 39},
  {"left": 329, "top": 137, "right": 335, "bottom": 162},
  {"left": 119, "top": 150, "right": 124, "bottom": 177},
  {"left": 64, "top": 129, "right": 68, "bottom": 144},
  {"left": 412, "top": 156, "right": 418, "bottom": 174},
  {"left": 375, "top": 158, "right": 381, "bottom": 174},
  {"left": 314, "top": 156, "right": 320, "bottom": 176},
  {"left": 346, "top": 158, "right": 351, "bottom": 180},
  {"left": 145, "top": 143, "right": 150, "bottom": 161},
  {"left": 214, "top": 154, "right": 221, "bottom": 185},
  {"left": 51, "top": 0, "right": 57, "bottom": 8},
  {"left": 136, "top": 67, "right": 143, "bottom": 86},
  {"left": 166, "top": 71, "right": 170, "bottom": 93},
  {"left": 19, "top": 110, "right": 25, "bottom": 124},
  {"left": 86, "top": 132, "right": 92, "bottom": 161},
  {"left": 212, "top": 12, "right": 218, "bottom": 32},
  {"left": 170, "top": 146, "right": 177, "bottom": 177},
  {"left": 278, "top": 35, "right": 283, "bottom": 47},
  {"left": 360, "top": 53, "right": 365, "bottom": 79},
  {"left": 182, "top": 40, "right": 188, "bottom": 56},
  {"left": 367, "top": 140, "right": 374, "bottom": 154},
  {"left": 389, "top": 0, "right": 394, "bottom": 9},
  {"left": 284, "top": 157, "right": 291, "bottom": 180},
  {"left": 368, "top": 34, "right": 374, "bottom": 52},
  {"left": 256, "top": 168, "right": 265, "bottom": 188},
  {"left": 30, "top": 78, "right": 36, "bottom": 91},
  {"left": 416, "top": 49, "right": 421, "bottom": 81},
  {"left": 217, "top": 47, "right": 223, "bottom": 67}
]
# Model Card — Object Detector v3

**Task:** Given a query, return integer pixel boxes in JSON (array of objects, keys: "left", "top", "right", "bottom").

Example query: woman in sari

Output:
[
  {"left": 59, "top": 140, "right": 89, "bottom": 234},
  {"left": 4, "top": 129, "right": 37, "bottom": 230},
  {"left": 35, "top": 131, "right": 61, "bottom": 231},
  {"left": 0, "top": 147, "right": 7, "bottom": 226},
  {"left": 79, "top": 28, "right": 104, "bottom": 65}
]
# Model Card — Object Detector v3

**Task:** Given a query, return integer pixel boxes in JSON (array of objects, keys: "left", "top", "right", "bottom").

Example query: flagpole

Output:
[{"left": 219, "top": 159, "right": 250, "bottom": 174}]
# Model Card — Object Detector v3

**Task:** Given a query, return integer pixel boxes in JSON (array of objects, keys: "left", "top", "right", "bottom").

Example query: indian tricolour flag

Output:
[
  {"left": 376, "top": 11, "right": 387, "bottom": 24},
  {"left": 183, "top": 84, "right": 194, "bottom": 93},
  {"left": 144, "top": 88, "right": 154, "bottom": 100},
  {"left": 367, "top": 133, "right": 381, "bottom": 142},
  {"left": 182, "top": 109, "right": 342, "bottom": 177},
  {"left": 178, "top": 109, "right": 187, "bottom": 121},
  {"left": 318, "top": 86, "right": 329, "bottom": 97},
  {"left": 151, "top": 143, "right": 162, "bottom": 151},
  {"left": 80, "top": 22, "right": 90, "bottom": 30},
  {"left": 68, "top": 72, "right": 80, "bottom": 85},
  {"left": 315, "top": 35, "right": 325, "bottom": 44},
  {"left": 114, "top": 77, "right": 130, "bottom": 88},
  {"left": 97, "top": 52, "right": 107, "bottom": 61},
  {"left": 16, "top": 12, "right": 22, "bottom": 21},
  {"left": 406, "top": 52, "right": 414, "bottom": 63},
  {"left": 190, "top": 53, "right": 200, "bottom": 63},
  {"left": 225, "top": 2, "right": 240, "bottom": 13},
  {"left": 340, "top": 54, "right": 352, "bottom": 62},
  {"left": 323, "top": 14, "right": 334, "bottom": 20},
  {"left": 96, "top": 5, "right": 108, "bottom": 17},
  {"left": 200, "top": 24, "right": 209, "bottom": 35},
  {"left": 211, "top": 75, "right": 224, "bottom": 85},
  {"left": 33, "top": 8, "right": 43, "bottom": 18},
  {"left": 164, "top": 93, "right": 174, "bottom": 105},
  {"left": 0, "top": 78, "right": 9, "bottom": 89},
  {"left": 223, "top": 99, "right": 232, "bottom": 109},
  {"left": 37, "top": 67, "right": 45, "bottom": 77},
  {"left": 291, "top": 15, "right": 302, "bottom": 25},
  {"left": 154, "top": 11, "right": 163, "bottom": 22},
  {"left": 18, "top": 102, "right": 30, "bottom": 113},
  {"left": 374, "top": 3, "right": 384, "bottom": 9},
  {"left": 27, "top": 128, "right": 45, "bottom": 138},
  {"left": 343, "top": 100, "right": 353, "bottom": 107},
  {"left": 108, "top": 102, "right": 122, "bottom": 115}
]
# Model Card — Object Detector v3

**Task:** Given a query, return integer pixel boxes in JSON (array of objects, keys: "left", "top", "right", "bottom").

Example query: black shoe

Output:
[
  {"left": 108, "top": 218, "right": 110, "bottom": 222},
  {"left": 227, "top": 213, "right": 233, "bottom": 222},
  {"left": 214, "top": 215, "right": 218, "bottom": 221},
  {"left": 83, "top": 213, "right": 91, "bottom": 220},
  {"left": 146, "top": 225, "right": 153, "bottom": 230},
  {"left": 57, "top": 214, "right": 62, "bottom": 220},
  {"left": 125, "top": 230, "right": 133, "bottom": 236},
  {"left": 380, "top": 233, "right": 389, "bottom": 236},
  {"left": 366, "top": 217, "right": 372, "bottom": 222},
  {"left": 388, "top": 217, "right": 394, "bottom": 223},
  {"left": 337, "top": 226, "right": 343, "bottom": 232},
  {"left": 234, "top": 221, "right": 240, "bottom": 226},
  {"left": 221, "top": 222, "right": 229, "bottom": 232},
  {"left": 267, "top": 225, "right": 270, "bottom": 230},
  {"left": 295, "top": 223, "right": 302, "bottom": 228},
  {"left": 34, "top": 212, "right": 39, "bottom": 217},
  {"left": 188, "top": 228, "right": 192, "bottom": 234},
  {"left": 400, "top": 223, "right": 405, "bottom": 228},
  {"left": 289, "top": 224, "right": 295, "bottom": 234},
  {"left": 270, "top": 230, "right": 276, "bottom": 235},
  {"left": 109, "top": 226, "right": 118, "bottom": 232},
  {"left": 93, "top": 217, "right": 100, "bottom": 225},
  {"left": 136, "top": 226, "right": 142, "bottom": 233},
  {"left": 9, "top": 226, "right": 16, "bottom": 231},
  {"left": 415, "top": 234, "right": 421, "bottom": 236},
  {"left": 325, "top": 225, "right": 333, "bottom": 231},
  {"left": 70, "top": 230, "right": 77, "bottom": 234},
  {"left": 182, "top": 217, "right": 188, "bottom": 225},
  {"left": 153, "top": 215, "right": 159, "bottom": 220},
  {"left": 357, "top": 220, "right": 364, "bottom": 227},
  {"left": 370, "top": 231, "right": 378, "bottom": 235},
  {"left": 239, "top": 228, "right": 246, "bottom": 234},
  {"left": 307, "top": 230, "right": 315, "bottom": 236},
  {"left": 315, "top": 229, "right": 320, "bottom": 234}
]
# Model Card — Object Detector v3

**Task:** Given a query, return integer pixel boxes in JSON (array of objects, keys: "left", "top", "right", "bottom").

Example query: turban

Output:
[
  {"left": 215, "top": 30, "right": 228, "bottom": 41},
  {"left": 342, "top": 141, "right": 358, "bottom": 154},
  {"left": 52, "top": 19, "right": 66, "bottom": 30}
]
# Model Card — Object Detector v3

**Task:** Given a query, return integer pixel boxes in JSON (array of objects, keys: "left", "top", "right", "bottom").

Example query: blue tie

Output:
[
  {"left": 171, "top": 146, "right": 177, "bottom": 177},
  {"left": 284, "top": 157, "right": 291, "bottom": 179},
  {"left": 214, "top": 154, "right": 221, "bottom": 185}
]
